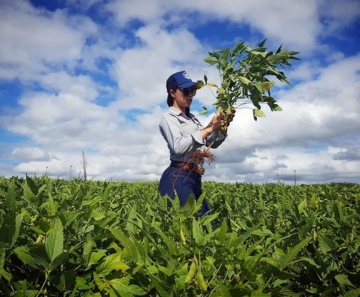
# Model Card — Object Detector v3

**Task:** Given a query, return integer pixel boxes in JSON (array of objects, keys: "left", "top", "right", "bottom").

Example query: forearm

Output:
[{"left": 200, "top": 127, "right": 213, "bottom": 140}]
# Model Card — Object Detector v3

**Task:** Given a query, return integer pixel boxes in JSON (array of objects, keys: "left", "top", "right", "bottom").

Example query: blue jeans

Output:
[{"left": 158, "top": 166, "right": 211, "bottom": 216}]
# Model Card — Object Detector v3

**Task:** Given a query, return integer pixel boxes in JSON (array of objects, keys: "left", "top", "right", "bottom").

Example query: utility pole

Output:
[
  {"left": 294, "top": 170, "right": 297, "bottom": 186},
  {"left": 70, "top": 165, "right": 72, "bottom": 179},
  {"left": 81, "top": 151, "right": 87, "bottom": 181}
]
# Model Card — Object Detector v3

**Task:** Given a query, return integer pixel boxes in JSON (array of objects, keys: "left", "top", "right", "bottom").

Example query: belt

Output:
[{"left": 170, "top": 161, "right": 205, "bottom": 175}]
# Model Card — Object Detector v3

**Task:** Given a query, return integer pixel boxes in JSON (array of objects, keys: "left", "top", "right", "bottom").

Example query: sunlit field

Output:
[{"left": 1, "top": 176, "right": 359, "bottom": 296}]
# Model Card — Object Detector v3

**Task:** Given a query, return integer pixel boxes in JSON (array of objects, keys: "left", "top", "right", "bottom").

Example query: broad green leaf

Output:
[
  {"left": 47, "top": 192, "right": 56, "bottom": 216},
  {"left": 0, "top": 249, "right": 12, "bottom": 281},
  {"left": 197, "top": 79, "right": 205, "bottom": 88},
  {"left": 5, "top": 181, "right": 16, "bottom": 209},
  {"left": 93, "top": 271, "right": 109, "bottom": 291},
  {"left": 49, "top": 252, "right": 69, "bottom": 271},
  {"left": 152, "top": 223, "right": 179, "bottom": 255},
  {"left": 13, "top": 280, "right": 38, "bottom": 297},
  {"left": 149, "top": 275, "right": 169, "bottom": 297},
  {"left": 0, "top": 212, "right": 25, "bottom": 247},
  {"left": 109, "top": 279, "right": 147, "bottom": 296},
  {"left": 244, "top": 253, "right": 263, "bottom": 273},
  {"left": 25, "top": 174, "right": 39, "bottom": 197},
  {"left": 239, "top": 76, "right": 251, "bottom": 85},
  {"left": 14, "top": 246, "right": 39, "bottom": 269},
  {"left": 215, "top": 219, "right": 227, "bottom": 244},
  {"left": 126, "top": 208, "right": 137, "bottom": 234},
  {"left": 344, "top": 288, "right": 360, "bottom": 297},
  {"left": 45, "top": 219, "right": 64, "bottom": 262},
  {"left": 293, "top": 257, "right": 320, "bottom": 268},
  {"left": 88, "top": 250, "right": 107, "bottom": 267},
  {"left": 204, "top": 56, "right": 218, "bottom": 65},
  {"left": 279, "top": 237, "right": 311, "bottom": 271},
  {"left": 12, "top": 212, "right": 24, "bottom": 247},
  {"left": 96, "top": 253, "right": 130, "bottom": 277},
  {"left": 192, "top": 218, "right": 205, "bottom": 246},
  {"left": 216, "top": 281, "right": 232, "bottom": 297},
  {"left": 318, "top": 233, "right": 337, "bottom": 253},
  {"left": 83, "top": 233, "right": 95, "bottom": 265},
  {"left": 335, "top": 274, "right": 354, "bottom": 287},
  {"left": 252, "top": 228, "right": 273, "bottom": 237},
  {"left": 254, "top": 109, "right": 266, "bottom": 117},
  {"left": 298, "top": 198, "right": 307, "bottom": 214},
  {"left": 254, "top": 82, "right": 263, "bottom": 93}
]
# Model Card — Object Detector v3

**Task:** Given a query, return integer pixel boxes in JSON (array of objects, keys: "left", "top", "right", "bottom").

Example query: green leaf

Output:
[
  {"left": 192, "top": 218, "right": 205, "bottom": 246},
  {"left": 254, "top": 109, "right": 266, "bottom": 117},
  {"left": 204, "top": 56, "right": 218, "bottom": 65},
  {"left": 279, "top": 237, "right": 311, "bottom": 271},
  {"left": 88, "top": 251, "right": 106, "bottom": 267},
  {"left": 239, "top": 76, "right": 251, "bottom": 85},
  {"left": 45, "top": 219, "right": 64, "bottom": 262},
  {"left": 49, "top": 252, "right": 69, "bottom": 271},
  {"left": 318, "top": 233, "right": 337, "bottom": 253},
  {"left": 254, "top": 82, "right": 263, "bottom": 93},
  {"left": 96, "top": 253, "right": 130, "bottom": 277},
  {"left": 344, "top": 288, "right": 360, "bottom": 297},
  {"left": 5, "top": 181, "right": 16, "bottom": 209},
  {"left": 152, "top": 223, "right": 179, "bottom": 255},
  {"left": 93, "top": 271, "right": 109, "bottom": 291},
  {"left": 199, "top": 106, "right": 208, "bottom": 115},
  {"left": 335, "top": 274, "right": 355, "bottom": 287},
  {"left": 149, "top": 275, "right": 168, "bottom": 297},
  {"left": 258, "top": 39, "right": 267, "bottom": 48},
  {"left": 47, "top": 192, "right": 56, "bottom": 216},
  {"left": 216, "top": 281, "right": 232, "bottom": 297},
  {"left": 0, "top": 211, "right": 24, "bottom": 247},
  {"left": 197, "top": 79, "right": 205, "bottom": 88},
  {"left": 215, "top": 219, "right": 227, "bottom": 244},
  {"left": 109, "top": 279, "right": 147, "bottom": 296},
  {"left": 83, "top": 233, "right": 95, "bottom": 265},
  {"left": 298, "top": 198, "right": 307, "bottom": 214},
  {"left": 14, "top": 246, "right": 40, "bottom": 269},
  {"left": 25, "top": 174, "right": 39, "bottom": 197},
  {"left": 0, "top": 249, "right": 12, "bottom": 281}
]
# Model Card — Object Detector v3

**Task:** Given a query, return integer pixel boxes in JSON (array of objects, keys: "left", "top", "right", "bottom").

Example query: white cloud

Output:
[
  {"left": 11, "top": 147, "right": 51, "bottom": 162},
  {"left": 0, "top": 0, "right": 360, "bottom": 184}
]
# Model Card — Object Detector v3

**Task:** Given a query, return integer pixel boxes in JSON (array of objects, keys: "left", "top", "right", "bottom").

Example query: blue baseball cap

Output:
[{"left": 166, "top": 70, "right": 199, "bottom": 92}]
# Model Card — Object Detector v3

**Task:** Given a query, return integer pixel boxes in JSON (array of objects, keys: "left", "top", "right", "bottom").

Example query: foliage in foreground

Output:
[
  {"left": 198, "top": 39, "right": 300, "bottom": 121},
  {"left": 0, "top": 176, "right": 360, "bottom": 296}
]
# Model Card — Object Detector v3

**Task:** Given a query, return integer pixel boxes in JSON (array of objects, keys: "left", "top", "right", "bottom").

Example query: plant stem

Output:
[{"left": 36, "top": 271, "right": 49, "bottom": 297}]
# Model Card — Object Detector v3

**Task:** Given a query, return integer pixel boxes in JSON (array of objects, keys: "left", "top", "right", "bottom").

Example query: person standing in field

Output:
[{"left": 158, "top": 70, "right": 234, "bottom": 216}]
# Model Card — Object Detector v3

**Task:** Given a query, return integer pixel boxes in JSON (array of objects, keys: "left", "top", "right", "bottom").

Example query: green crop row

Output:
[{"left": 0, "top": 176, "right": 360, "bottom": 296}]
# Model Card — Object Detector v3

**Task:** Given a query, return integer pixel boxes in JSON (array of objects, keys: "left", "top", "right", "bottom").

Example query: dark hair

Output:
[
  {"left": 167, "top": 90, "right": 190, "bottom": 117},
  {"left": 167, "top": 93, "right": 173, "bottom": 107}
]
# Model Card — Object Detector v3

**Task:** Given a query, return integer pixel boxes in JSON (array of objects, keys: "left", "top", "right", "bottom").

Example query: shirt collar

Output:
[{"left": 169, "top": 106, "right": 185, "bottom": 116}]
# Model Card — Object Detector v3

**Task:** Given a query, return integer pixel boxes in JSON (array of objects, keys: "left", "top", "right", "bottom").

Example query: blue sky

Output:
[{"left": 0, "top": 0, "right": 360, "bottom": 184}]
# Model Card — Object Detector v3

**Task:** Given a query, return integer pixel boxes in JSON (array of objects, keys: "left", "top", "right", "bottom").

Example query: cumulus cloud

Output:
[
  {"left": 11, "top": 147, "right": 52, "bottom": 162},
  {"left": 0, "top": 0, "right": 359, "bottom": 184}
]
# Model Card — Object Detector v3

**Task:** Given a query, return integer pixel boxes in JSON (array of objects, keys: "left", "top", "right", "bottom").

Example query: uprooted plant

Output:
[{"left": 189, "top": 39, "right": 300, "bottom": 170}]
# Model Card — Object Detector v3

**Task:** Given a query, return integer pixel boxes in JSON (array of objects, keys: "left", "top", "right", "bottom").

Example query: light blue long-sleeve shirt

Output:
[{"left": 159, "top": 107, "right": 227, "bottom": 162}]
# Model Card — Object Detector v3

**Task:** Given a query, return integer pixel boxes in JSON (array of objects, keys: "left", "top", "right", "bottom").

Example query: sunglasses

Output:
[{"left": 177, "top": 87, "right": 197, "bottom": 97}]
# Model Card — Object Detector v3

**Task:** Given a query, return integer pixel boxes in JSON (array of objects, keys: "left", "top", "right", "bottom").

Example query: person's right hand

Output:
[{"left": 210, "top": 112, "right": 227, "bottom": 132}]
